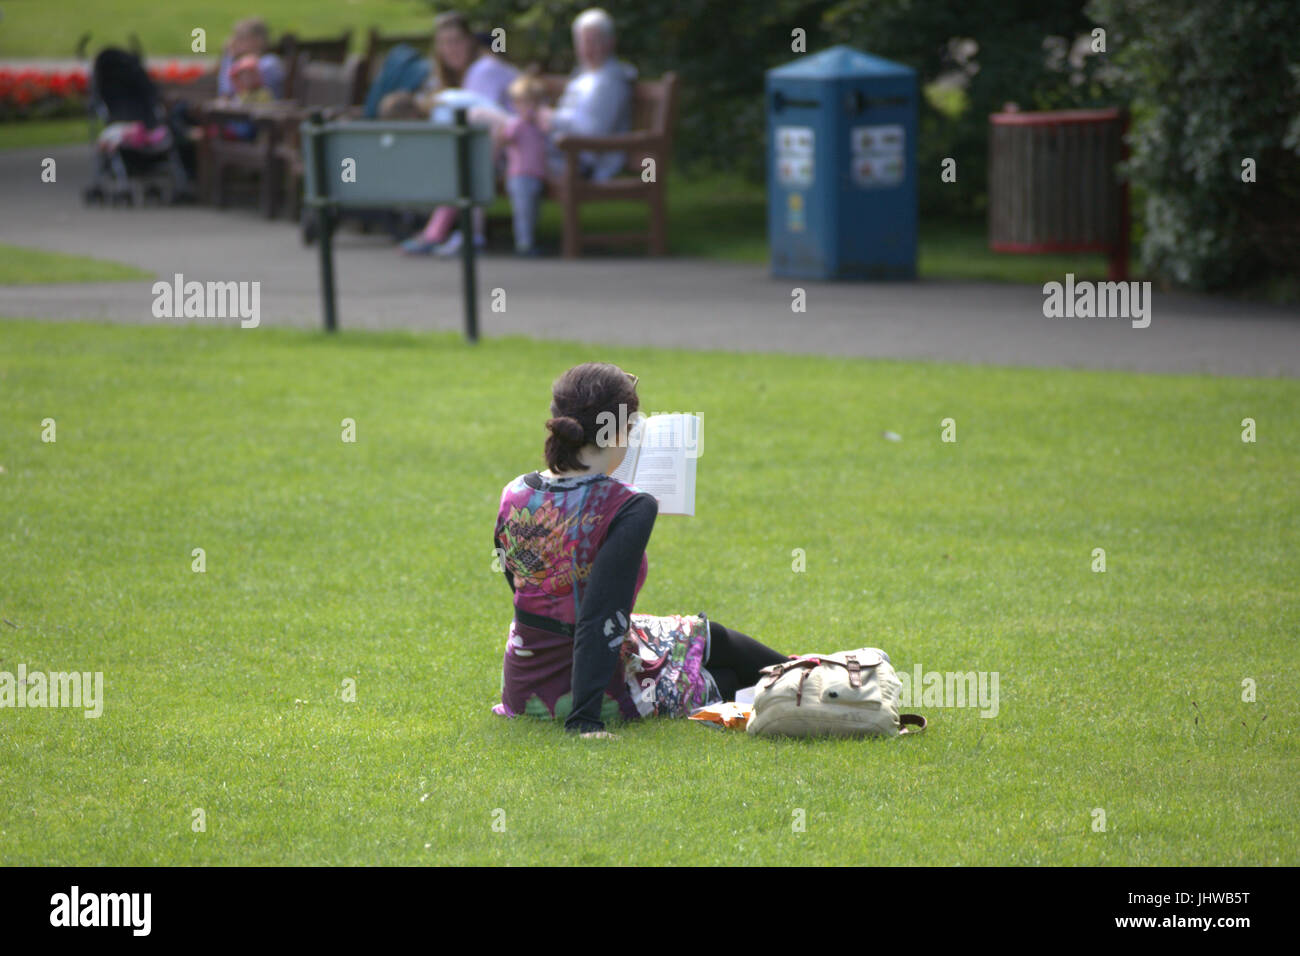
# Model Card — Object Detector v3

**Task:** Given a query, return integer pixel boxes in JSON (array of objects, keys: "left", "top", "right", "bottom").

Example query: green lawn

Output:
[
  {"left": 0, "top": 320, "right": 1295, "bottom": 865},
  {"left": 0, "top": 0, "right": 1112, "bottom": 285},
  {"left": 0, "top": 128, "right": 1108, "bottom": 279},
  {"left": 492, "top": 175, "right": 1111, "bottom": 280},
  {"left": 0, "top": 118, "right": 89, "bottom": 152},
  {"left": 0, "top": 242, "right": 151, "bottom": 284},
  {"left": 0, "top": 0, "right": 430, "bottom": 57}
]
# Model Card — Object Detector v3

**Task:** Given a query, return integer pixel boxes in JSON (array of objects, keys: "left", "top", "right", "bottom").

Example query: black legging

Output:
[{"left": 706, "top": 621, "right": 789, "bottom": 701}]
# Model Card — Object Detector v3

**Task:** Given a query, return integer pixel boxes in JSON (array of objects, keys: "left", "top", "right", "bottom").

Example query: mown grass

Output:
[
  {"left": 1, "top": 0, "right": 1112, "bottom": 283},
  {"left": 0, "top": 0, "right": 430, "bottom": 58},
  {"left": 0, "top": 319, "right": 1295, "bottom": 864},
  {"left": 0, "top": 242, "right": 151, "bottom": 284},
  {"left": 0, "top": 118, "right": 89, "bottom": 152}
]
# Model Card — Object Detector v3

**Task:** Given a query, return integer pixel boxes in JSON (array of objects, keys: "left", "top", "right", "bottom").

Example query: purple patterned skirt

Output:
[
  {"left": 492, "top": 611, "right": 723, "bottom": 723},
  {"left": 621, "top": 612, "right": 723, "bottom": 718}
]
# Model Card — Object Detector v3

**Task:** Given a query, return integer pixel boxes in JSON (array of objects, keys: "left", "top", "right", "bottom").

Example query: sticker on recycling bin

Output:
[
  {"left": 775, "top": 126, "right": 814, "bottom": 188},
  {"left": 787, "top": 192, "right": 805, "bottom": 232},
  {"left": 851, "top": 124, "right": 904, "bottom": 187}
]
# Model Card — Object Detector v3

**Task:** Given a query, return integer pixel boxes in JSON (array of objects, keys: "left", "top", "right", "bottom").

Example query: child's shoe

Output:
[
  {"left": 400, "top": 234, "right": 440, "bottom": 255},
  {"left": 433, "top": 231, "right": 486, "bottom": 257}
]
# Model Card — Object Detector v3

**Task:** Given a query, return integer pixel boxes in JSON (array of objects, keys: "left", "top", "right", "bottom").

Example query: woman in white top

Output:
[{"left": 400, "top": 12, "right": 519, "bottom": 256}]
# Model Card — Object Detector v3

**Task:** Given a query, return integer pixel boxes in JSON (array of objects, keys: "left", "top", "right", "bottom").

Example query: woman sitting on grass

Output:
[{"left": 492, "top": 363, "right": 790, "bottom": 738}]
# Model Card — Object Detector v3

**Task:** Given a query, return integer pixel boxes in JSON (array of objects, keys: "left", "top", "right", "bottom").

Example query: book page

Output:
[
  {"left": 620, "top": 414, "right": 698, "bottom": 516},
  {"left": 608, "top": 420, "right": 640, "bottom": 484}
]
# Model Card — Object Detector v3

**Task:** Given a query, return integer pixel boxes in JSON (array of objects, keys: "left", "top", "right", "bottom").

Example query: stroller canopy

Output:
[{"left": 92, "top": 48, "right": 162, "bottom": 127}]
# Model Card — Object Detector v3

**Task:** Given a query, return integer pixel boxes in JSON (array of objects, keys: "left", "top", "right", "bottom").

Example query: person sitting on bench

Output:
[
  {"left": 400, "top": 11, "right": 518, "bottom": 256},
  {"left": 537, "top": 7, "right": 635, "bottom": 182}
]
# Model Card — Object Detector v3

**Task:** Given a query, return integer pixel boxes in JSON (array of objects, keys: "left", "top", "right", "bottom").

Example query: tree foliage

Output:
[
  {"left": 432, "top": 0, "right": 1298, "bottom": 289},
  {"left": 1087, "top": 0, "right": 1300, "bottom": 290}
]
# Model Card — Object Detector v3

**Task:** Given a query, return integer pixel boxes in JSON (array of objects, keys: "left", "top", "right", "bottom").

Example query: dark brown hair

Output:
[
  {"left": 544, "top": 363, "right": 639, "bottom": 474},
  {"left": 431, "top": 11, "right": 480, "bottom": 90},
  {"left": 377, "top": 90, "right": 423, "bottom": 119}
]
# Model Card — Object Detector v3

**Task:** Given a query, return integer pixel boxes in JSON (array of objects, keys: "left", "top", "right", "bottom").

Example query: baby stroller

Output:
[{"left": 79, "top": 38, "right": 191, "bottom": 205}]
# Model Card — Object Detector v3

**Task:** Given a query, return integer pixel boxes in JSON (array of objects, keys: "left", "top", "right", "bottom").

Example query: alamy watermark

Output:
[
  {"left": 0, "top": 666, "right": 103, "bottom": 718},
  {"left": 898, "top": 665, "right": 999, "bottom": 718},
  {"left": 50, "top": 886, "right": 150, "bottom": 935},
  {"left": 151, "top": 273, "right": 260, "bottom": 328},
  {"left": 1042, "top": 273, "right": 1152, "bottom": 329},
  {"left": 594, "top": 404, "right": 703, "bottom": 458}
]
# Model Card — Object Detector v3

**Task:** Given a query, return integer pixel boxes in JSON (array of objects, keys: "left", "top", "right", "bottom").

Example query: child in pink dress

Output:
[{"left": 497, "top": 76, "right": 548, "bottom": 255}]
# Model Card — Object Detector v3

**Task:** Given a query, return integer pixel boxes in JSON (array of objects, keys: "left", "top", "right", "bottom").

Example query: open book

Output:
[{"left": 608, "top": 413, "right": 702, "bottom": 516}]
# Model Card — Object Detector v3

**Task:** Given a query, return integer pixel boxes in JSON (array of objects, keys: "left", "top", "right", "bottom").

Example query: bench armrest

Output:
[
  {"left": 552, "top": 131, "right": 665, "bottom": 153},
  {"left": 198, "top": 105, "right": 259, "bottom": 124},
  {"left": 198, "top": 104, "right": 298, "bottom": 135}
]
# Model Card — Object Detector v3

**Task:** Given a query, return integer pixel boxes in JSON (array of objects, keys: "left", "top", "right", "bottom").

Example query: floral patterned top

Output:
[{"left": 495, "top": 471, "right": 648, "bottom": 624}]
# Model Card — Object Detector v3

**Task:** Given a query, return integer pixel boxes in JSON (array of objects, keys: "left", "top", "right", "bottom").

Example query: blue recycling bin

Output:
[{"left": 766, "top": 46, "right": 918, "bottom": 280}]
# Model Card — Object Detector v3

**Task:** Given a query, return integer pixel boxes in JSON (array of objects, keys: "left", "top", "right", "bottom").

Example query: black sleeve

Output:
[{"left": 564, "top": 493, "right": 658, "bottom": 734}]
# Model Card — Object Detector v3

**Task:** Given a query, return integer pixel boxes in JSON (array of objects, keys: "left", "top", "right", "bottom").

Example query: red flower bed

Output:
[{"left": 0, "top": 62, "right": 208, "bottom": 121}]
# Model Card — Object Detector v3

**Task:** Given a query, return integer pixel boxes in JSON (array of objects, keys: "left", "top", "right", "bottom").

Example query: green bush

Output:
[
  {"left": 824, "top": 0, "right": 1113, "bottom": 217},
  {"left": 455, "top": 0, "right": 1112, "bottom": 204},
  {"left": 450, "top": 1, "right": 1114, "bottom": 205},
  {"left": 448, "top": 0, "right": 1296, "bottom": 291},
  {"left": 1087, "top": 0, "right": 1300, "bottom": 291}
]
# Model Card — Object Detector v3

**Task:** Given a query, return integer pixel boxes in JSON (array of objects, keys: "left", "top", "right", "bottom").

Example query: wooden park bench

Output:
[
  {"left": 272, "top": 55, "right": 369, "bottom": 218},
  {"left": 201, "top": 52, "right": 366, "bottom": 217},
  {"left": 536, "top": 71, "right": 679, "bottom": 257},
  {"left": 277, "top": 30, "right": 352, "bottom": 100},
  {"left": 198, "top": 31, "right": 358, "bottom": 216}
]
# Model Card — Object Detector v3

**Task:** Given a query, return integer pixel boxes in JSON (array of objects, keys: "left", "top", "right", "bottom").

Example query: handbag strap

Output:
[
  {"left": 760, "top": 655, "right": 821, "bottom": 689},
  {"left": 761, "top": 654, "right": 872, "bottom": 688},
  {"left": 899, "top": 713, "right": 927, "bottom": 735}
]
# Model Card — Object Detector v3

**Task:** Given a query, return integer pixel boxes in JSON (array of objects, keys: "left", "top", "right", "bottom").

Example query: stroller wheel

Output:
[
  {"left": 83, "top": 186, "right": 105, "bottom": 205},
  {"left": 143, "top": 185, "right": 164, "bottom": 206}
]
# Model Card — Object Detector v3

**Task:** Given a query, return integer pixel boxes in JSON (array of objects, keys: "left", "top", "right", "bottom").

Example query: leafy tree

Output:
[
  {"left": 442, "top": 0, "right": 833, "bottom": 178},
  {"left": 823, "top": 0, "right": 1110, "bottom": 215},
  {"left": 1087, "top": 0, "right": 1300, "bottom": 290},
  {"left": 422, "top": 0, "right": 1297, "bottom": 291}
]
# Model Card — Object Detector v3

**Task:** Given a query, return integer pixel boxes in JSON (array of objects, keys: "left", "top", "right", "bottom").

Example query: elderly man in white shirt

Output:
[{"left": 539, "top": 7, "right": 636, "bottom": 182}]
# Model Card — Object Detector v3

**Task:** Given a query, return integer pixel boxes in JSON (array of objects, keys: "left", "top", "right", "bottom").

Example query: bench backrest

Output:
[
  {"left": 279, "top": 30, "right": 353, "bottom": 64},
  {"left": 156, "top": 70, "right": 218, "bottom": 109},
  {"left": 279, "top": 31, "right": 353, "bottom": 100},
  {"left": 291, "top": 54, "right": 368, "bottom": 109}
]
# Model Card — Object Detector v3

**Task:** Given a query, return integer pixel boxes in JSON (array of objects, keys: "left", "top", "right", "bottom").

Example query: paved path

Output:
[{"left": 2, "top": 144, "right": 1297, "bottom": 377}]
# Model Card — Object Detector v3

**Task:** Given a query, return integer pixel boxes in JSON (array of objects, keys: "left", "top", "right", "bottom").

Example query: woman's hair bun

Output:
[{"left": 546, "top": 416, "right": 585, "bottom": 444}]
